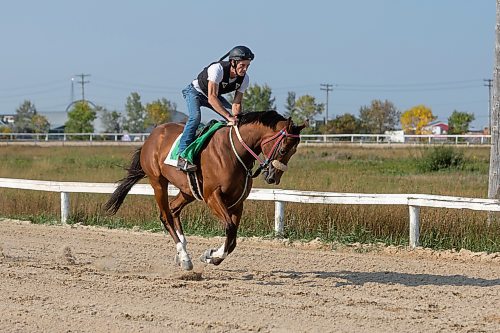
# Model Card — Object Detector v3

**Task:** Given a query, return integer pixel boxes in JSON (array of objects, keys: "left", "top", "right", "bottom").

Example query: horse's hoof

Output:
[
  {"left": 181, "top": 260, "right": 193, "bottom": 271},
  {"left": 175, "top": 254, "right": 193, "bottom": 270},
  {"left": 200, "top": 249, "right": 213, "bottom": 264}
]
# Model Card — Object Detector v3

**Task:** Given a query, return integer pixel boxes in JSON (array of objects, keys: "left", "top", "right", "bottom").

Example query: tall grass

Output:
[{"left": 0, "top": 145, "right": 498, "bottom": 252}]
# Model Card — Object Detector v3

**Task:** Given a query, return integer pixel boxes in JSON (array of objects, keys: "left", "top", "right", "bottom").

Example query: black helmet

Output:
[{"left": 228, "top": 45, "right": 254, "bottom": 61}]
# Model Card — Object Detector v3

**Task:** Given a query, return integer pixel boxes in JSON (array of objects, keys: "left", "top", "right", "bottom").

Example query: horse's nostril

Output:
[{"left": 268, "top": 178, "right": 275, "bottom": 184}]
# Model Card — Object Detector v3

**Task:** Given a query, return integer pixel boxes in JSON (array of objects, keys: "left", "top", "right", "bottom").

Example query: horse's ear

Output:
[
  {"left": 294, "top": 119, "right": 308, "bottom": 132},
  {"left": 288, "top": 117, "right": 308, "bottom": 134}
]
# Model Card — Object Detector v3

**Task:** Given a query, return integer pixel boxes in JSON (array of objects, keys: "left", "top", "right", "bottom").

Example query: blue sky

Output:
[{"left": 0, "top": 1, "right": 495, "bottom": 129}]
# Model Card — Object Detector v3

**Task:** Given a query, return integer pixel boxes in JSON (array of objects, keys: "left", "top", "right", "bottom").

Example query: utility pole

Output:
[
  {"left": 320, "top": 83, "right": 333, "bottom": 123},
  {"left": 76, "top": 74, "right": 90, "bottom": 102},
  {"left": 485, "top": 78, "right": 493, "bottom": 131}
]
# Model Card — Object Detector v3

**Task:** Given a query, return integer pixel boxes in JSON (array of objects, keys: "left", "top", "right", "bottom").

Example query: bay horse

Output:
[{"left": 104, "top": 110, "right": 306, "bottom": 271}]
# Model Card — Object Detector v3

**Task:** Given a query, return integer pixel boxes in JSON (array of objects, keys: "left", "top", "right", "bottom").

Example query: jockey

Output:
[{"left": 177, "top": 45, "right": 254, "bottom": 172}]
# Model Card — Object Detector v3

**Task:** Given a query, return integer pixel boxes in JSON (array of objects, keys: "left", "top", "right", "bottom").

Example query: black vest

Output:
[{"left": 197, "top": 61, "right": 245, "bottom": 96}]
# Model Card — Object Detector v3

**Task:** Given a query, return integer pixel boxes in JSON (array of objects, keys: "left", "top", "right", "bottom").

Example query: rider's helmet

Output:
[{"left": 228, "top": 46, "right": 255, "bottom": 61}]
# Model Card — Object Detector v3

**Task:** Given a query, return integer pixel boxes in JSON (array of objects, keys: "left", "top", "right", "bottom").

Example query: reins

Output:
[{"left": 228, "top": 126, "right": 251, "bottom": 209}]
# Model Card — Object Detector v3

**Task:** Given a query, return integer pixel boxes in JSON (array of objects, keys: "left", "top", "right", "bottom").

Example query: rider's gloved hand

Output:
[{"left": 226, "top": 115, "right": 238, "bottom": 126}]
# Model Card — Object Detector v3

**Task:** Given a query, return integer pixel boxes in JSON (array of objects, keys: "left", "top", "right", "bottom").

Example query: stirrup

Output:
[{"left": 177, "top": 157, "right": 197, "bottom": 172}]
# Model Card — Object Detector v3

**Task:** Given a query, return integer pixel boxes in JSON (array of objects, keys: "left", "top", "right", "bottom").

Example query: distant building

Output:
[
  {"left": 384, "top": 130, "right": 405, "bottom": 143},
  {"left": 49, "top": 125, "right": 65, "bottom": 133},
  {"left": 422, "top": 120, "right": 448, "bottom": 135},
  {"left": 171, "top": 110, "right": 188, "bottom": 123},
  {"left": 1, "top": 114, "right": 15, "bottom": 125}
]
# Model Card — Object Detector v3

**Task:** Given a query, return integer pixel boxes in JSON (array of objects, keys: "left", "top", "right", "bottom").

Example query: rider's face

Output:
[{"left": 235, "top": 60, "right": 251, "bottom": 76}]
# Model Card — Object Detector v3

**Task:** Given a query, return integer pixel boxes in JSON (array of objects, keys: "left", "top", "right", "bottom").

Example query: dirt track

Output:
[{"left": 0, "top": 219, "right": 499, "bottom": 333}]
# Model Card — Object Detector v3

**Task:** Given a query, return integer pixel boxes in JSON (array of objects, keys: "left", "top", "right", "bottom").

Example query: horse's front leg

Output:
[{"left": 202, "top": 189, "right": 243, "bottom": 266}]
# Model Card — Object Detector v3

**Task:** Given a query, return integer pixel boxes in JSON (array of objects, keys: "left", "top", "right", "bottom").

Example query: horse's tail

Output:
[{"left": 104, "top": 147, "right": 146, "bottom": 215}]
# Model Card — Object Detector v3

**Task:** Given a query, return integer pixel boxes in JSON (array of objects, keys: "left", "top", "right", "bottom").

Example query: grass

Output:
[{"left": 0, "top": 145, "right": 498, "bottom": 253}]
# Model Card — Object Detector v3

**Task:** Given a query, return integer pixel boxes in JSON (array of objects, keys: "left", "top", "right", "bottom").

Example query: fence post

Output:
[
  {"left": 409, "top": 205, "right": 420, "bottom": 248},
  {"left": 60, "top": 192, "right": 69, "bottom": 224},
  {"left": 274, "top": 201, "right": 285, "bottom": 237}
]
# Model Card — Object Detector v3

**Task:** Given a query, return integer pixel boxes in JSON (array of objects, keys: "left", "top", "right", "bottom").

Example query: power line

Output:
[
  {"left": 320, "top": 83, "right": 333, "bottom": 122},
  {"left": 337, "top": 79, "right": 482, "bottom": 88}
]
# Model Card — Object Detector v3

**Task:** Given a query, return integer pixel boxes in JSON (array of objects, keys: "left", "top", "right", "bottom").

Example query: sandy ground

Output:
[{"left": 0, "top": 218, "right": 499, "bottom": 333}]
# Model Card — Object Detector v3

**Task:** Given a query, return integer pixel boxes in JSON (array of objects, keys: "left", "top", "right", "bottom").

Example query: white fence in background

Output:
[
  {"left": 1, "top": 177, "right": 499, "bottom": 249},
  {"left": 0, "top": 132, "right": 491, "bottom": 145}
]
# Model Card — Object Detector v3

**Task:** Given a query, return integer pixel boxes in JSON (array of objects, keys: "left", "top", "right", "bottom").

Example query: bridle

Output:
[
  {"left": 229, "top": 125, "right": 300, "bottom": 177},
  {"left": 226, "top": 124, "right": 299, "bottom": 209}
]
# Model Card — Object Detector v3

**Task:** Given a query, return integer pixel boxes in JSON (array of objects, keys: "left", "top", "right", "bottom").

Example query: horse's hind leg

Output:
[
  {"left": 201, "top": 189, "right": 243, "bottom": 266},
  {"left": 151, "top": 177, "right": 193, "bottom": 271}
]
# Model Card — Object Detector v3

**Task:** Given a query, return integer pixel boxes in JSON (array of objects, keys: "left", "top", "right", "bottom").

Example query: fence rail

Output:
[
  {"left": 0, "top": 132, "right": 491, "bottom": 145},
  {"left": 1, "top": 177, "right": 499, "bottom": 248}
]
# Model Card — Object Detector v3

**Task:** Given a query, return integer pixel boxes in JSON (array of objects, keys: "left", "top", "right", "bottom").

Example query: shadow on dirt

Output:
[{"left": 271, "top": 270, "right": 500, "bottom": 287}]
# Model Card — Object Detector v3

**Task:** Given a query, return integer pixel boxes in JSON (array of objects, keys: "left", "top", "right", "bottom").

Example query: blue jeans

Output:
[{"left": 178, "top": 83, "right": 231, "bottom": 154}]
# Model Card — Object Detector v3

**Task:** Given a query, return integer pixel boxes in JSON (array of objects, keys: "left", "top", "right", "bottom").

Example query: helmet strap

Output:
[{"left": 218, "top": 51, "right": 230, "bottom": 61}]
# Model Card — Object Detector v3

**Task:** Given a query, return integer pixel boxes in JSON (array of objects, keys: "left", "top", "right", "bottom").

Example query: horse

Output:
[{"left": 104, "top": 110, "right": 306, "bottom": 271}]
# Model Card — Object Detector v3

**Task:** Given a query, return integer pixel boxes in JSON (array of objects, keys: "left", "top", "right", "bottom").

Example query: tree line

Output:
[
  {"left": 0, "top": 92, "right": 177, "bottom": 134},
  {"left": 0, "top": 84, "right": 476, "bottom": 135},
  {"left": 240, "top": 84, "right": 476, "bottom": 135}
]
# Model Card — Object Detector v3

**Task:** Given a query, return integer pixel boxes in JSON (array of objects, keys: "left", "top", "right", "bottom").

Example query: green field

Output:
[{"left": 0, "top": 144, "right": 498, "bottom": 252}]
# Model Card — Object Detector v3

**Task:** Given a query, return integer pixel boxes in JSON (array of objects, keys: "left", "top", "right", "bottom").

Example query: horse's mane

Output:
[{"left": 237, "top": 110, "right": 286, "bottom": 129}]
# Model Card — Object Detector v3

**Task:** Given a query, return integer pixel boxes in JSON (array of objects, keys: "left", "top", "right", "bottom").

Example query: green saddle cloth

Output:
[{"left": 171, "top": 121, "right": 226, "bottom": 164}]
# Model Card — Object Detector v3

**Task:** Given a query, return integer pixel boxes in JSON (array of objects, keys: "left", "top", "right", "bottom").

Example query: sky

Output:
[{"left": 0, "top": 1, "right": 495, "bottom": 130}]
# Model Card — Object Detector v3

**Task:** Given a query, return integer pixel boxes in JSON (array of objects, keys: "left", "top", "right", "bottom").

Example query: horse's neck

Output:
[{"left": 237, "top": 124, "right": 267, "bottom": 154}]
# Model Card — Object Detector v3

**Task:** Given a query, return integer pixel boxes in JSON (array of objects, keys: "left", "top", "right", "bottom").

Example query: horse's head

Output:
[{"left": 261, "top": 117, "right": 307, "bottom": 185}]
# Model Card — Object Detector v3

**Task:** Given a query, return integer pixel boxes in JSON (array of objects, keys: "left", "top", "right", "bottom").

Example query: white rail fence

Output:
[
  {"left": 0, "top": 132, "right": 491, "bottom": 145},
  {"left": 1, "top": 177, "right": 499, "bottom": 249}
]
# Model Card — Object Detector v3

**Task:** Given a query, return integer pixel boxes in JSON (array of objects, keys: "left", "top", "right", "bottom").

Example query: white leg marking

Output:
[
  {"left": 211, "top": 243, "right": 227, "bottom": 259},
  {"left": 176, "top": 242, "right": 190, "bottom": 262},
  {"left": 176, "top": 231, "right": 187, "bottom": 246}
]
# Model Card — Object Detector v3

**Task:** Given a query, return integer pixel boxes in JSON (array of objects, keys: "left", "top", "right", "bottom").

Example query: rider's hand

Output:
[{"left": 227, "top": 115, "right": 238, "bottom": 126}]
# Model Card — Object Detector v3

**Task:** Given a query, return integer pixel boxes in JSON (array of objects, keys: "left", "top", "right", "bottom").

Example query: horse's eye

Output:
[{"left": 279, "top": 148, "right": 287, "bottom": 156}]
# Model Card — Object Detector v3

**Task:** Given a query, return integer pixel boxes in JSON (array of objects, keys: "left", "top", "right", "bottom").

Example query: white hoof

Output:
[{"left": 174, "top": 253, "right": 193, "bottom": 271}]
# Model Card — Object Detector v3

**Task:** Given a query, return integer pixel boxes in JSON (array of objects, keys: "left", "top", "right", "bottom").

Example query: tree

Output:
[
  {"left": 321, "top": 113, "right": 361, "bottom": 134},
  {"left": 358, "top": 99, "right": 400, "bottom": 134},
  {"left": 448, "top": 110, "right": 475, "bottom": 134},
  {"left": 284, "top": 91, "right": 297, "bottom": 120},
  {"left": 242, "top": 83, "right": 275, "bottom": 112},
  {"left": 294, "top": 94, "right": 324, "bottom": 123},
  {"left": 31, "top": 114, "right": 50, "bottom": 133},
  {"left": 144, "top": 98, "right": 176, "bottom": 127},
  {"left": 65, "top": 101, "right": 96, "bottom": 133},
  {"left": 400, "top": 104, "right": 436, "bottom": 134},
  {"left": 122, "top": 92, "right": 145, "bottom": 132},
  {"left": 0, "top": 125, "right": 12, "bottom": 139},
  {"left": 98, "top": 106, "right": 122, "bottom": 133},
  {"left": 14, "top": 100, "right": 37, "bottom": 133}
]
